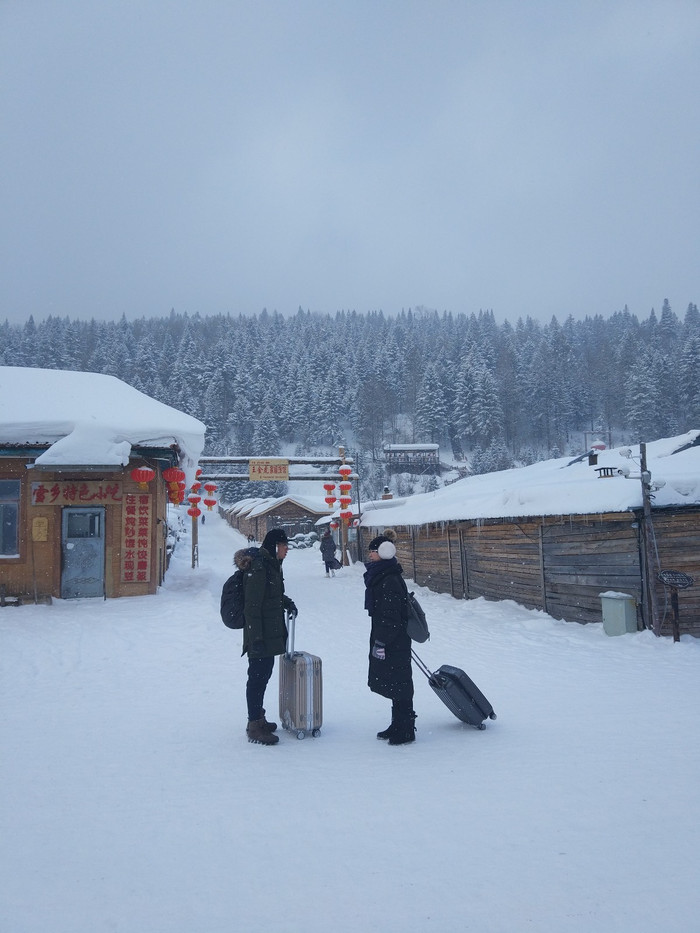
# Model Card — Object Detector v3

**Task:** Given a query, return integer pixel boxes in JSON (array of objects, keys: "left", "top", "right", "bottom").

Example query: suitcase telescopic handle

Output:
[
  {"left": 286, "top": 609, "right": 297, "bottom": 657},
  {"left": 411, "top": 648, "right": 434, "bottom": 681}
]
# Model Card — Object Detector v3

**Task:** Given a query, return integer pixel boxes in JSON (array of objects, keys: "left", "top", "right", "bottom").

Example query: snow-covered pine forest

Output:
[{"left": 3, "top": 302, "right": 699, "bottom": 501}]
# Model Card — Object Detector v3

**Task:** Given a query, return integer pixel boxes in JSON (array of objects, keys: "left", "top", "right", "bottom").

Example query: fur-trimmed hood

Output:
[{"left": 234, "top": 546, "right": 259, "bottom": 571}]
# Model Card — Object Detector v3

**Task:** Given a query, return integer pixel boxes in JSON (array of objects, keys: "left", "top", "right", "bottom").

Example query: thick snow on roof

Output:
[
  {"left": 383, "top": 443, "right": 439, "bottom": 451},
  {"left": 0, "top": 367, "right": 205, "bottom": 482},
  {"left": 362, "top": 431, "right": 700, "bottom": 529},
  {"left": 246, "top": 494, "right": 332, "bottom": 518}
]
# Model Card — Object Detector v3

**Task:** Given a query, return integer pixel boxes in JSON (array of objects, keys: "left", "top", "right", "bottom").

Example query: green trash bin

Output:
[{"left": 599, "top": 591, "right": 638, "bottom": 636}]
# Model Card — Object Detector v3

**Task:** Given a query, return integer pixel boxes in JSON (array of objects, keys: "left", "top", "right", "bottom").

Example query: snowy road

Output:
[{"left": 2, "top": 512, "right": 699, "bottom": 932}]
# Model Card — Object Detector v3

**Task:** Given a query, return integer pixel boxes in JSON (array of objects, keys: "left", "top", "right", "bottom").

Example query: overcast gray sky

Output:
[{"left": 2, "top": 0, "right": 699, "bottom": 326}]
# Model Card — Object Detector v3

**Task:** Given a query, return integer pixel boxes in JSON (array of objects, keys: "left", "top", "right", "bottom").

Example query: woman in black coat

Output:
[{"left": 363, "top": 529, "right": 416, "bottom": 745}]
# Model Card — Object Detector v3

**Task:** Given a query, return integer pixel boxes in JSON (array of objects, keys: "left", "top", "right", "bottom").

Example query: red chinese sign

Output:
[
  {"left": 121, "top": 493, "right": 152, "bottom": 584},
  {"left": 32, "top": 481, "right": 122, "bottom": 505}
]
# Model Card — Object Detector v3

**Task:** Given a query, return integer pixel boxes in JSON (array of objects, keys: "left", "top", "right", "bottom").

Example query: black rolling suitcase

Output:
[{"left": 412, "top": 650, "right": 497, "bottom": 730}]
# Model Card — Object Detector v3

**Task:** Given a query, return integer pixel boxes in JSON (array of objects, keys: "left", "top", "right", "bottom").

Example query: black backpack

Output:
[
  {"left": 220, "top": 546, "right": 259, "bottom": 629},
  {"left": 220, "top": 569, "right": 246, "bottom": 629}
]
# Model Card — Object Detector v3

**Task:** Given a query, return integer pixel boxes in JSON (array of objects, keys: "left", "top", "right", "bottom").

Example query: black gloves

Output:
[
  {"left": 286, "top": 600, "right": 298, "bottom": 618},
  {"left": 372, "top": 642, "right": 386, "bottom": 660}
]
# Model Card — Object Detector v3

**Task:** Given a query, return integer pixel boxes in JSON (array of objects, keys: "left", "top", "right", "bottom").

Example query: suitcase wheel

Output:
[
  {"left": 312, "top": 728, "right": 321, "bottom": 738},
  {"left": 489, "top": 712, "right": 497, "bottom": 720},
  {"left": 296, "top": 730, "right": 306, "bottom": 740},
  {"left": 478, "top": 723, "right": 486, "bottom": 730}
]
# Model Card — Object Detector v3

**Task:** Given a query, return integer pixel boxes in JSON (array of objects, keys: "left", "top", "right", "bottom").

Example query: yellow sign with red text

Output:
[{"left": 249, "top": 458, "right": 289, "bottom": 481}]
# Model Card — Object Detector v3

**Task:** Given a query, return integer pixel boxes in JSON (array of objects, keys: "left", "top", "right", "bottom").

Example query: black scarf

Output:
[{"left": 363, "top": 557, "right": 399, "bottom": 615}]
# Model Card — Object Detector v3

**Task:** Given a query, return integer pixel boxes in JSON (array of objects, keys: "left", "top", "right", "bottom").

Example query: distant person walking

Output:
[
  {"left": 363, "top": 529, "right": 416, "bottom": 745},
  {"left": 320, "top": 529, "right": 338, "bottom": 577},
  {"left": 242, "top": 528, "right": 297, "bottom": 746}
]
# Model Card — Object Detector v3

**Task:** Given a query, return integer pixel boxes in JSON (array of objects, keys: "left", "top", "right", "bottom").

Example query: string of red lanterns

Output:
[
  {"left": 338, "top": 463, "right": 353, "bottom": 521},
  {"left": 162, "top": 466, "right": 186, "bottom": 505}
]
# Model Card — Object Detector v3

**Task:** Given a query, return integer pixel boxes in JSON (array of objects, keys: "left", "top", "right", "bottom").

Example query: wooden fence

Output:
[{"left": 361, "top": 506, "right": 700, "bottom": 637}]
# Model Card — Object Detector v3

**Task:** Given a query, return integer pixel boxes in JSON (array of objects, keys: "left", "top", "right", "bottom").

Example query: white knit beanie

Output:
[{"left": 377, "top": 540, "right": 396, "bottom": 560}]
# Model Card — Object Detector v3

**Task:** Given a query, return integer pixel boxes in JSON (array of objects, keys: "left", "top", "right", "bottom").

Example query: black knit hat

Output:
[
  {"left": 367, "top": 529, "right": 397, "bottom": 559},
  {"left": 262, "top": 528, "right": 288, "bottom": 555}
]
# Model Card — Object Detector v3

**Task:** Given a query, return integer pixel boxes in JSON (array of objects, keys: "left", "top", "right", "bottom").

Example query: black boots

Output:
[
  {"left": 389, "top": 710, "right": 417, "bottom": 745},
  {"left": 377, "top": 706, "right": 417, "bottom": 744}
]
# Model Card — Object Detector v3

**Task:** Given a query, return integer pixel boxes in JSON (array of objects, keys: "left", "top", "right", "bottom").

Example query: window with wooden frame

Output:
[{"left": 0, "top": 480, "right": 21, "bottom": 557}]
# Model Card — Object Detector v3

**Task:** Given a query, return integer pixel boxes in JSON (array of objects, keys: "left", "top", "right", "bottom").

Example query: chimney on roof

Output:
[{"left": 381, "top": 486, "right": 393, "bottom": 500}]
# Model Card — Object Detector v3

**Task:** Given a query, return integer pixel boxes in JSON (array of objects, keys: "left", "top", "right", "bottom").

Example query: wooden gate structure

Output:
[{"left": 198, "top": 450, "right": 359, "bottom": 565}]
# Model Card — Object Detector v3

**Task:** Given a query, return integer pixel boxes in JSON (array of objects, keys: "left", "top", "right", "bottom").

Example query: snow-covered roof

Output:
[
  {"left": 225, "top": 497, "right": 270, "bottom": 516},
  {"left": 0, "top": 367, "right": 206, "bottom": 484},
  {"left": 362, "top": 431, "right": 700, "bottom": 529},
  {"left": 383, "top": 443, "right": 439, "bottom": 451},
  {"left": 246, "top": 494, "right": 332, "bottom": 518}
]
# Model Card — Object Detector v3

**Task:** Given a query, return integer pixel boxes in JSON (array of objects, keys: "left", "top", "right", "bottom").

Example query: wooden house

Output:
[
  {"left": 0, "top": 367, "right": 205, "bottom": 602},
  {"left": 223, "top": 494, "right": 332, "bottom": 542},
  {"left": 383, "top": 444, "right": 440, "bottom": 475},
  {"left": 361, "top": 433, "right": 700, "bottom": 637}
]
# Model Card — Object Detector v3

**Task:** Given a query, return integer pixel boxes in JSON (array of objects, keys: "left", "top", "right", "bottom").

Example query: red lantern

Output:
[
  {"left": 204, "top": 482, "right": 217, "bottom": 494},
  {"left": 203, "top": 497, "right": 217, "bottom": 511},
  {"left": 323, "top": 483, "right": 336, "bottom": 492},
  {"left": 340, "top": 509, "right": 353, "bottom": 521},
  {"left": 187, "top": 506, "right": 202, "bottom": 518},
  {"left": 339, "top": 481, "right": 352, "bottom": 494},
  {"left": 191, "top": 481, "right": 201, "bottom": 493},
  {"left": 196, "top": 468, "right": 203, "bottom": 477},
  {"left": 352, "top": 518, "right": 360, "bottom": 528},
  {"left": 330, "top": 521, "right": 339, "bottom": 529},
  {"left": 130, "top": 465, "right": 155, "bottom": 490},
  {"left": 338, "top": 465, "right": 352, "bottom": 478},
  {"left": 162, "top": 467, "right": 185, "bottom": 485},
  {"left": 339, "top": 496, "right": 352, "bottom": 508},
  {"left": 187, "top": 494, "right": 201, "bottom": 505},
  {"left": 324, "top": 497, "right": 336, "bottom": 507}
]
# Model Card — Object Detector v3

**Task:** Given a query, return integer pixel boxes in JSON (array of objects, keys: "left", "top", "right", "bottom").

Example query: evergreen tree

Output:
[
  {"left": 251, "top": 404, "right": 281, "bottom": 456},
  {"left": 624, "top": 349, "right": 664, "bottom": 440},
  {"left": 414, "top": 362, "right": 448, "bottom": 443},
  {"left": 678, "top": 336, "right": 700, "bottom": 427},
  {"left": 469, "top": 363, "right": 505, "bottom": 447}
]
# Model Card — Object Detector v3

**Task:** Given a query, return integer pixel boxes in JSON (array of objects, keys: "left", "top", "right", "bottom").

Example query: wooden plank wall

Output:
[
  {"left": 540, "top": 516, "right": 641, "bottom": 625},
  {"left": 361, "top": 505, "right": 700, "bottom": 636},
  {"left": 461, "top": 520, "right": 543, "bottom": 609},
  {"left": 649, "top": 507, "right": 700, "bottom": 637}
]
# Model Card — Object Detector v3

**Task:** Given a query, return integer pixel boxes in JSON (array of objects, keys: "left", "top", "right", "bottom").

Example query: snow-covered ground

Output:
[{"left": 2, "top": 512, "right": 699, "bottom": 933}]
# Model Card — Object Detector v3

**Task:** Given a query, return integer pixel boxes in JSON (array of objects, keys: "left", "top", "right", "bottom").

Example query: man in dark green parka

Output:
[{"left": 243, "top": 528, "right": 297, "bottom": 745}]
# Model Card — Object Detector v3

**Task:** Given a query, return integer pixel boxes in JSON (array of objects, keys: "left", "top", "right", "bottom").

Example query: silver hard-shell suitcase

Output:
[{"left": 278, "top": 612, "right": 323, "bottom": 739}]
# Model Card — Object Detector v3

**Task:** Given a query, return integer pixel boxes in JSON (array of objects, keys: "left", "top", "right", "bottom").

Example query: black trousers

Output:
[{"left": 246, "top": 655, "right": 275, "bottom": 721}]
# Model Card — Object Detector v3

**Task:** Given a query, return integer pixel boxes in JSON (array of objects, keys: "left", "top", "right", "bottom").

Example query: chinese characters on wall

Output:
[
  {"left": 31, "top": 481, "right": 122, "bottom": 505},
  {"left": 121, "top": 493, "right": 152, "bottom": 584}
]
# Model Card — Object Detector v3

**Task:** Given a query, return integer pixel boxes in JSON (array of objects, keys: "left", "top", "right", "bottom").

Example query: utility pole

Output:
[{"left": 639, "top": 443, "right": 660, "bottom": 635}]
